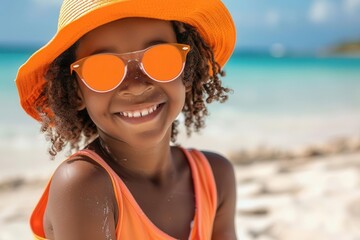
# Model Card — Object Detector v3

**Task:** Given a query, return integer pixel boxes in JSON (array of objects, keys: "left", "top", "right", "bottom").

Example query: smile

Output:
[{"left": 119, "top": 104, "right": 160, "bottom": 118}]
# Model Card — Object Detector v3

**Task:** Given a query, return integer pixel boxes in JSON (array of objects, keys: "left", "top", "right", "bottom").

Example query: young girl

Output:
[{"left": 16, "top": 0, "right": 237, "bottom": 239}]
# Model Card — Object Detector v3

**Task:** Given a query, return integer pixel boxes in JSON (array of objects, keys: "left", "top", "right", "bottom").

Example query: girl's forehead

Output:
[{"left": 76, "top": 17, "right": 177, "bottom": 58}]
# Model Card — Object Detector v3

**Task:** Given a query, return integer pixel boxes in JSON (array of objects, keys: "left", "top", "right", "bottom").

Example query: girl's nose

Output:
[{"left": 118, "top": 61, "right": 153, "bottom": 96}]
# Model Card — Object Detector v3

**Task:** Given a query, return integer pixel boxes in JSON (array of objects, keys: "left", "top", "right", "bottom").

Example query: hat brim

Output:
[{"left": 15, "top": 0, "right": 236, "bottom": 121}]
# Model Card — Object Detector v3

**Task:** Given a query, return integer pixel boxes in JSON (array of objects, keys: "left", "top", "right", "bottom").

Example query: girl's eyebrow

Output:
[
  {"left": 144, "top": 39, "right": 169, "bottom": 48},
  {"left": 89, "top": 48, "right": 116, "bottom": 55},
  {"left": 88, "top": 40, "right": 171, "bottom": 55}
]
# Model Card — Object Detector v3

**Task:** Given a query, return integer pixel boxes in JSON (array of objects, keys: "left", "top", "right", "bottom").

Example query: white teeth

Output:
[
  {"left": 133, "top": 111, "right": 141, "bottom": 118},
  {"left": 120, "top": 104, "right": 160, "bottom": 118},
  {"left": 141, "top": 109, "right": 148, "bottom": 116}
]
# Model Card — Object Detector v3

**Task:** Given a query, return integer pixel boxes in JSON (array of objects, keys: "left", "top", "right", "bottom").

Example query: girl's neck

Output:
[{"left": 95, "top": 132, "right": 177, "bottom": 183}]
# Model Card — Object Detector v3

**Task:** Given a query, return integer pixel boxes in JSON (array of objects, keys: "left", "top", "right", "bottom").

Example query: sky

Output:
[{"left": 1, "top": 0, "right": 360, "bottom": 53}]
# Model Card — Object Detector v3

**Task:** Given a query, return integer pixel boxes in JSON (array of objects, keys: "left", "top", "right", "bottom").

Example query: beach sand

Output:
[
  {"left": 1, "top": 135, "right": 360, "bottom": 239},
  {"left": 234, "top": 150, "right": 360, "bottom": 240}
]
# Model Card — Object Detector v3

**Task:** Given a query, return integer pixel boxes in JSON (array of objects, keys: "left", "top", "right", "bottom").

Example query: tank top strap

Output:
[{"left": 180, "top": 148, "right": 218, "bottom": 239}]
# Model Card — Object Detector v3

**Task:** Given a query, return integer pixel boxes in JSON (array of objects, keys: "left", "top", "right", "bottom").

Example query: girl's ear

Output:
[
  {"left": 184, "top": 82, "right": 192, "bottom": 93},
  {"left": 76, "top": 88, "right": 86, "bottom": 111}
]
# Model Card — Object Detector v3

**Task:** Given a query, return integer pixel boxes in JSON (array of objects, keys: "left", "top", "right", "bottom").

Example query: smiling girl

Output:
[{"left": 16, "top": 0, "right": 236, "bottom": 239}]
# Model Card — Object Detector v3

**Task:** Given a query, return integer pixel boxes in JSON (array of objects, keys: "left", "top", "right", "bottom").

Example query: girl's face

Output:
[{"left": 75, "top": 18, "right": 186, "bottom": 148}]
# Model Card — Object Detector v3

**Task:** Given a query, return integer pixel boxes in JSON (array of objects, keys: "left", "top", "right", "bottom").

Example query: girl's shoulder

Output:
[
  {"left": 44, "top": 153, "right": 117, "bottom": 238},
  {"left": 200, "top": 150, "right": 235, "bottom": 185},
  {"left": 50, "top": 153, "right": 114, "bottom": 195}
]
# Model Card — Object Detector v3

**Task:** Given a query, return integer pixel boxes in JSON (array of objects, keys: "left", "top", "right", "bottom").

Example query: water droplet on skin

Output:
[{"left": 167, "top": 194, "right": 174, "bottom": 202}]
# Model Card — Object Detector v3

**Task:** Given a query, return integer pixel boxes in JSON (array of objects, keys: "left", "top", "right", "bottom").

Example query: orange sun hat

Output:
[{"left": 15, "top": 0, "right": 236, "bottom": 121}]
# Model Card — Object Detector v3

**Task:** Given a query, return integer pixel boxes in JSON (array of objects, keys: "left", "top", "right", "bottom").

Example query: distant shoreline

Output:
[{"left": 328, "top": 41, "right": 360, "bottom": 55}]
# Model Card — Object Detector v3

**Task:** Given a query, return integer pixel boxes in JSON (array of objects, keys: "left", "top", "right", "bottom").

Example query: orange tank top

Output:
[{"left": 30, "top": 148, "right": 218, "bottom": 240}]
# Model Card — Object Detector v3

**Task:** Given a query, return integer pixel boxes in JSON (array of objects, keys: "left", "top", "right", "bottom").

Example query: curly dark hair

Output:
[{"left": 36, "top": 21, "right": 231, "bottom": 158}]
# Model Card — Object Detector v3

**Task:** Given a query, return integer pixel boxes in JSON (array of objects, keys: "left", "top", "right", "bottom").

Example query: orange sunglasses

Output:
[{"left": 70, "top": 43, "right": 191, "bottom": 93}]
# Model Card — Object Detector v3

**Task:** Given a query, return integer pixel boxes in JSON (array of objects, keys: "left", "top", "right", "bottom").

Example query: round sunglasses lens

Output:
[
  {"left": 142, "top": 45, "right": 183, "bottom": 81},
  {"left": 82, "top": 54, "right": 125, "bottom": 92}
]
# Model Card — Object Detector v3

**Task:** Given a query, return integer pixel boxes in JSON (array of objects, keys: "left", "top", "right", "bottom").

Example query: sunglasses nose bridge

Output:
[
  {"left": 124, "top": 59, "right": 146, "bottom": 79},
  {"left": 126, "top": 58, "right": 140, "bottom": 65}
]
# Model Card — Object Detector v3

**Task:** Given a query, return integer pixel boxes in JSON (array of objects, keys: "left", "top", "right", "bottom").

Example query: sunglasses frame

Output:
[{"left": 70, "top": 43, "right": 191, "bottom": 93}]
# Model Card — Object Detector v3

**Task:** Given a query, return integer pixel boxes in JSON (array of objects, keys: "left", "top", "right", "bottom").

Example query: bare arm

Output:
[
  {"left": 203, "top": 151, "right": 237, "bottom": 240},
  {"left": 44, "top": 157, "right": 117, "bottom": 240}
]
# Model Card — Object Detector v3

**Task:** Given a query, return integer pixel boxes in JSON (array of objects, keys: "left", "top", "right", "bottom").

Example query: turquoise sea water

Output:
[
  {"left": 224, "top": 52, "right": 360, "bottom": 114},
  {"left": 1, "top": 48, "right": 360, "bottom": 150}
]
